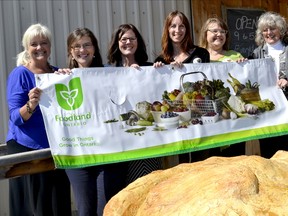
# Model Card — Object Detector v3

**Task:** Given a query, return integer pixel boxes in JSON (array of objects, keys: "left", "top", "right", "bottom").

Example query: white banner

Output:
[{"left": 36, "top": 59, "right": 288, "bottom": 168}]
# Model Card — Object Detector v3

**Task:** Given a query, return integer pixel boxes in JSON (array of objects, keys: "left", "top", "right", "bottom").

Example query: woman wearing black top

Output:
[
  {"left": 154, "top": 10, "right": 210, "bottom": 68},
  {"left": 154, "top": 11, "right": 210, "bottom": 163},
  {"left": 107, "top": 24, "right": 163, "bottom": 184},
  {"left": 107, "top": 24, "right": 153, "bottom": 67}
]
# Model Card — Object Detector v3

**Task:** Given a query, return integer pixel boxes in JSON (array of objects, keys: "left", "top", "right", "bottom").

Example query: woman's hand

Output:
[
  {"left": 235, "top": 58, "right": 248, "bottom": 63},
  {"left": 277, "top": 78, "right": 288, "bottom": 89},
  {"left": 21, "top": 87, "right": 42, "bottom": 120},
  {"left": 55, "top": 68, "right": 72, "bottom": 75},
  {"left": 153, "top": 61, "right": 165, "bottom": 68},
  {"left": 130, "top": 63, "right": 140, "bottom": 69},
  {"left": 170, "top": 60, "right": 183, "bottom": 68},
  {"left": 28, "top": 87, "right": 42, "bottom": 108}
]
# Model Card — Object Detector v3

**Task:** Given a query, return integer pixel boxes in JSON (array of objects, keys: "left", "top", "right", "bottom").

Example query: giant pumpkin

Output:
[{"left": 104, "top": 151, "right": 288, "bottom": 216}]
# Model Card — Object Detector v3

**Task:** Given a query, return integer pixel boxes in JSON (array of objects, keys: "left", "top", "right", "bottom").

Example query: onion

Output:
[
  {"left": 221, "top": 108, "right": 231, "bottom": 119},
  {"left": 230, "top": 112, "right": 238, "bottom": 120}
]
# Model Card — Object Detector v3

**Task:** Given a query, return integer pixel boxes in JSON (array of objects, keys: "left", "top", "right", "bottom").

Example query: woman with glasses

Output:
[
  {"left": 249, "top": 11, "right": 288, "bottom": 90},
  {"left": 249, "top": 11, "right": 288, "bottom": 159},
  {"left": 107, "top": 23, "right": 153, "bottom": 68},
  {"left": 107, "top": 24, "right": 163, "bottom": 184},
  {"left": 60, "top": 28, "right": 129, "bottom": 216},
  {"left": 198, "top": 17, "right": 247, "bottom": 157},
  {"left": 199, "top": 17, "right": 245, "bottom": 62},
  {"left": 154, "top": 10, "right": 210, "bottom": 68}
]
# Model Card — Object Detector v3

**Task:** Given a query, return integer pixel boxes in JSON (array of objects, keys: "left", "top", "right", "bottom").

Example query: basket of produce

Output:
[
  {"left": 162, "top": 71, "right": 230, "bottom": 117},
  {"left": 227, "top": 73, "right": 261, "bottom": 102},
  {"left": 222, "top": 72, "right": 275, "bottom": 119}
]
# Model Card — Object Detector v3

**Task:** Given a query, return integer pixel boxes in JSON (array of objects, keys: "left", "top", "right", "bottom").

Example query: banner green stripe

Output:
[{"left": 54, "top": 124, "right": 288, "bottom": 168}]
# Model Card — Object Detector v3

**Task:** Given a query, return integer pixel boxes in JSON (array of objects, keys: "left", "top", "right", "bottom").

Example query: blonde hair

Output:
[
  {"left": 199, "top": 17, "right": 230, "bottom": 50},
  {"left": 16, "top": 23, "right": 52, "bottom": 66}
]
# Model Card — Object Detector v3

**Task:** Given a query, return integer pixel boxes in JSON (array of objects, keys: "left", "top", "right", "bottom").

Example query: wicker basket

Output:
[
  {"left": 188, "top": 98, "right": 224, "bottom": 117},
  {"left": 176, "top": 71, "right": 225, "bottom": 117}
]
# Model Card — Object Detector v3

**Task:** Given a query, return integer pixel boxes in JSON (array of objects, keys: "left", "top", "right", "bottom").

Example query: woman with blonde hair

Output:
[
  {"left": 6, "top": 23, "right": 71, "bottom": 216},
  {"left": 198, "top": 17, "right": 246, "bottom": 157},
  {"left": 199, "top": 17, "right": 244, "bottom": 62}
]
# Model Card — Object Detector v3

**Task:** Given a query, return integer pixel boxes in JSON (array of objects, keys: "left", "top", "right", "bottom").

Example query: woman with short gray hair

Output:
[
  {"left": 250, "top": 11, "right": 288, "bottom": 87},
  {"left": 249, "top": 11, "right": 288, "bottom": 159}
]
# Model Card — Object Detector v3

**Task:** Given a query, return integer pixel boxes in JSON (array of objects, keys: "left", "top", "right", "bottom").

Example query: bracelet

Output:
[{"left": 26, "top": 101, "right": 35, "bottom": 114}]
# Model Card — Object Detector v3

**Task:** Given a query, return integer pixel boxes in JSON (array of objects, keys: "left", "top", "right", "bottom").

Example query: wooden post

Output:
[{"left": 245, "top": 140, "right": 261, "bottom": 156}]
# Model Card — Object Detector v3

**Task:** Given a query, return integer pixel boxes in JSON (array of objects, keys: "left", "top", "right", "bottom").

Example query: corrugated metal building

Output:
[{"left": 0, "top": 0, "right": 191, "bottom": 214}]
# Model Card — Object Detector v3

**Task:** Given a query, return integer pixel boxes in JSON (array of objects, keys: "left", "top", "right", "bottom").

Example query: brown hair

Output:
[
  {"left": 67, "top": 28, "right": 103, "bottom": 68},
  {"left": 107, "top": 24, "right": 148, "bottom": 65},
  {"left": 160, "top": 10, "right": 194, "bottom": 63}
]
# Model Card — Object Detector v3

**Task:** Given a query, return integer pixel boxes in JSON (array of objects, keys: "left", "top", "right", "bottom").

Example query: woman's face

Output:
[
  {"left": 118, "top": 29, "right": 138, "bottom": 57},
  {"left": 70, "top": 36, "right": 95, "bottom": 68},
  {"left": 27, "top": 35, "right": 51, "bottom": 63},
  {"left": 262, "top": 26, "right": 281, "bottom": 45},
  {"left": 168, "top": 15, "right": 186, "bottom": 44},
  {"left": 206, "top": 23, "right": 227, "bottom": 50}
]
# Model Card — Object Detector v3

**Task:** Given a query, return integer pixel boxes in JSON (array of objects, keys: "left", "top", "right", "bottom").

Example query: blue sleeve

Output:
[{"left": 6, "top": 66, "right": 35, "bottom": 126}]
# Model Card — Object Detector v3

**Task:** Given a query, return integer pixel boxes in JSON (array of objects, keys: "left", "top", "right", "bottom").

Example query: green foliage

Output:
[{"left": 249, "top": 99, "right": 275, "bottom": 112}]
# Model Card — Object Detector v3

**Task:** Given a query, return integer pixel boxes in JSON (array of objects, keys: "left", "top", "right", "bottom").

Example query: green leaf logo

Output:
[{"left": 55, "top": 77, "right": 83, "bottom": 110}]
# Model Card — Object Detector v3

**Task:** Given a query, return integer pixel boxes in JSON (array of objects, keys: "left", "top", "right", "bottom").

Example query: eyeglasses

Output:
[
  {"left": 207, "top": 29, "right": 228, "bottom": 35},
  {"left": 119, "top": 37, "right": 137, "bottom": 43},
  {"left": 71, "top": 42, "right": 93, "bottom": 51},
  {"left": 262, "top": 27, "right": 277, "bottom": 33}
]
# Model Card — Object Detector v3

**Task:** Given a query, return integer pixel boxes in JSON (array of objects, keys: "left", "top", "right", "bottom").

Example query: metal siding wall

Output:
[
  {"left": 0, "top": 0, "right": 190, "bottom": 215},
  {"left": 0, "top": 1, "right": 8, "bottom": 147},
  {"left": 0, "top": 3, "right": 9, "bottom": 213}
]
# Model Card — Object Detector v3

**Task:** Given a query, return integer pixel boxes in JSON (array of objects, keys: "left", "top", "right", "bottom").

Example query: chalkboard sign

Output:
[{"left": 223, "top": 8, "right": 265, "bottom": 58}]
